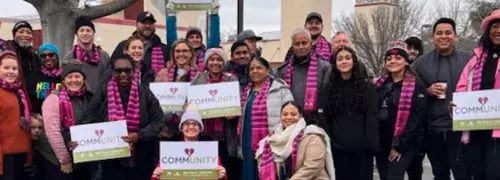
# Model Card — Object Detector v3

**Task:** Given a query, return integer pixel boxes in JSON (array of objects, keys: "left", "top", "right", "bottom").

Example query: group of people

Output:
[{"left": 1, "top": 2, "right": 500, "bottom": 180}]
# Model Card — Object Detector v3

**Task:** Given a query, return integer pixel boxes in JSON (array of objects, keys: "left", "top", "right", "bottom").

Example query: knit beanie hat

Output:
[
  {"left": 38, "top": 43, "right": 61, "bottom": 59},
  {"left": 204, "top": 48, "right": 229, "bottom": 64},
  {"left": 185, "top": 27, "right": 203, "bottom": 41},
  {"left": 12, "top": 21, "right": 33, "bottom": 37},
  {"left": 179, "top": 104, "right": 204, "bottom": 131},
  {"left": 74, "top": 16, "right": 95, "bottom": 34},
  {"left": 62, "top": 63, "right": 86, "bottom": 80},
  {"left": 385, "top": 40, "right": 409, "bottom": 62}
]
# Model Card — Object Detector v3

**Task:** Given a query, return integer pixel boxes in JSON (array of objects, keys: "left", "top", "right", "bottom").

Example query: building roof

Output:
[{"left": 259, "top": 31, "right": 281, "bottom": 41}]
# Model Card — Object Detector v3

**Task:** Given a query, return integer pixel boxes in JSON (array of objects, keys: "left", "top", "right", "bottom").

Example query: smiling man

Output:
[
  {"left": 411, "top": 18, "right": 473, "bottom": 180},
  {"left": 8, "top": 21, "right": 41, "bottom": 79}
]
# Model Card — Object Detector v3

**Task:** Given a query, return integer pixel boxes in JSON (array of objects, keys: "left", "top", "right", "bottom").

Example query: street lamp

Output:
[{"left": 237, "top": 0, "right": 244, "bottom": 34}]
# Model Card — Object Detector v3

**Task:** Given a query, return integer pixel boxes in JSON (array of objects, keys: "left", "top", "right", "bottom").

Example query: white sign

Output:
[
  {"left": 453, "top": 89, "right": 500, "bottom": 131},
  {"left": 70, "top": 121, "right": 130, "bottom": 163},
  {"left": 160, "top": 141, "right": 218, "bottom": 179},
  {"left": 187, "top": 81, "right": 241, "bottom": 119},
  {"left": 150, "top": 82, "right": 190, "bottom": 112}
]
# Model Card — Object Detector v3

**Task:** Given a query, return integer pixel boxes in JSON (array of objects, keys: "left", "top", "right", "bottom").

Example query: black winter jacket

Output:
[{"left": 376, "top": 75, "right": 427, "bottom": 154}]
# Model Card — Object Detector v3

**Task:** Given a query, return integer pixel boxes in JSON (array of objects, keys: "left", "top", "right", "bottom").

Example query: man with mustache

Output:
[
  {"left": 8, "top": 21, "right": 41, "bottom": 80},
  {"left": 63, "top": 16, "right": 111, "bottom": 93},
  {"left": 330, "top": 31, "right": 369, "bottom": 78},
  {"left": 224, "top": 41, "right": 252, "bottom": 89},
  {"left": 285, "top": 12, "right": 332, "bottom": 62},
  {"left": 405, "top": 37, "right": 424, "bottom": 64},
  {"left": 411, "top": 18, "right": 473, "bottom": 180},
  {"left": 275, "top": 28, "right": 331, "bottom": 125},
  {"left": 111, "top": 12, "right": 170, "bottom": 77}
]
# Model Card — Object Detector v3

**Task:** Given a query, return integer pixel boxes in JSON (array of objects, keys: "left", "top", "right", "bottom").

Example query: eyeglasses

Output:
[
  {"left": 41, "top": 53, "right": 55, "bottom": 59},
  {"left": 174, "top": 49, "right": 190, "bottom": 54},
  {"left": 114, "top": 68, "right": 133, "bottom": 74}
]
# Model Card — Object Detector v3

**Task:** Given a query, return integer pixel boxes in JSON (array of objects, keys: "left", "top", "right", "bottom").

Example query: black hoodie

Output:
[{"left": 8, "top": 40, "right": 41, "bottom": 79}]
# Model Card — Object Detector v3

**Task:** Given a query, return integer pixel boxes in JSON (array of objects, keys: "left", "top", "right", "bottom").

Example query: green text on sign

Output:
[
  {"left": 73, "top": 147, "right": 130, "bottom": 163},
  {"left": 198, "top": 107, "right": 241, "bottom": 119},
  {"left": 174, "top": 3, "right": 212, "bottom": 11},
  {"left": 161, "top": 169, "right": 218, "bottom": 180},
  {"left": 453, "top": 118, "right": 500, "bottom": 131},
  {"left": 162, "top": 105, "right": 184, "bottom": 112}
]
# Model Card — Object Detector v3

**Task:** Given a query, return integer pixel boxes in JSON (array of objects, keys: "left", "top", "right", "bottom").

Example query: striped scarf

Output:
[
  {"left": 134, "top": 62, "right": 142, "bottom": 83},
  {"left": 107, "top": 77, "right": 140, "bottom": 132},
  {"left": 314, "top": 36, "right": 332, "bottom": 62},
  {"left": 204, "top": 74, "right": 225, "bottom": 140},
  {"left": 59, "top": 86, "right": 87, "bottom": 128},
  {"left": 41, "top": 66, "right": 62, "bottom": 78},
  {"left": 167, "top": 65, "right": 197, "bottom": 82},
  {"left": 73, "top": 44, "right": 100, "bottom": 64},
  {"left": 375, "top": 71, "right": 415, "bottom": 142},
  {"left": 0, "top": 79, "right": 30, "bottom": 130},
  {"left": 259, "top": 129, "right": 304, "bottom": 180},
  {"left": 195, "top": 48, "right": 206, "bottom": 71},
  {"left": 151, "top": 46, "right": 165, "bottom": 75},
  {"left": 238, "top": 77, "right": 271, "bottom": 151},
  {"left": 285, "top": 53, "right": 318, "bottom": 112}
]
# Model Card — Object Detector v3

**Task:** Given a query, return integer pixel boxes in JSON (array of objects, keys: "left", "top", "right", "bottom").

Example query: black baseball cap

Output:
[
  {"left": 305, "top": 12, "right": 323, "bottom": 23},
  {"left": 136, "top": 11, "right": 157, "bottom": 23}
]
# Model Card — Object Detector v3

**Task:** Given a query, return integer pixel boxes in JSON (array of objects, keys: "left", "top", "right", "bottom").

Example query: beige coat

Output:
[{"left": 289, "top": 134, "right": 331, "bottom": 180}]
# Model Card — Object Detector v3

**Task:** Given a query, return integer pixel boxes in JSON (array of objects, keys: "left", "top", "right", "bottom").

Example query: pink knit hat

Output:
[{"left": 482, "top": 9, "right": 500, "bottom": 32}]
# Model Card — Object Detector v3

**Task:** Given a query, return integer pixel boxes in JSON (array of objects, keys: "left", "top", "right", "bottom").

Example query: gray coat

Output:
[
  {"left": 274, "top": 53, "right": 332, "bottom": 124},
  {"left": 62, "top": 49, "right": 110, "bottom": 93},
  {"left": 242, "top": 77, "right": 295, "bottom": 133},
  {"left": 411, "top": 49, "right": 472, "bottom": 131},
  {"left": 191, "top": 71, "right": 239, "bottom": 156}
]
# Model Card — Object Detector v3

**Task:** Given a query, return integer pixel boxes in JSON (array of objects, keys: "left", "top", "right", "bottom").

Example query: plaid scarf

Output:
[
  {"left": 314, "top": 36, "right": 332, "bottom": 62},
  {"left": 203, "top": 74, "right": 225, "bottom": 140},
  {"left": 41, "top": 66, "right": 62, "bottom": 78},
  {"left": 167, "top": 65, "right": 197, "bottom": 82},
  {"left": 195, "top": 48, "right": 206, "bottom": 71},
  {"left": 238, "top": 77, "right": 271, "bottom": 151},
  {"left": 73, "top": 44, "right": 100, "bottom": 64},
  {"left": 59, "top": 86, "right": 87, "bottom": 128},
  {"left": 259, "top": 129, "right": 304, "bottom": 180},
  {"left": 0, "top": 79, "right": 30, "bottom": 130},
  {"left": 285, "top": 53, "right": 318, "bottom": 112},
  {"left": 107, "top": 77, "right": 140, "bottom": 132},
  {"left": 151, "top": 46, "right": 165, "bottom": 75},
  {"left": 375, "top": 71, "right": 415, "bottom": 142}
]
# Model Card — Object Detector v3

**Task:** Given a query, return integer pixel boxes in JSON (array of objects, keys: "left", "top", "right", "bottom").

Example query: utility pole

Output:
[{"left": 237, "top": 0, "right": 244, "bottom": 34}]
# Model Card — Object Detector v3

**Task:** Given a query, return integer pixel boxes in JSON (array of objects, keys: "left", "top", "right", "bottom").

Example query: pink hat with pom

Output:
[{"left": 482, "top": 9, "right": 500, "bottom": 32}]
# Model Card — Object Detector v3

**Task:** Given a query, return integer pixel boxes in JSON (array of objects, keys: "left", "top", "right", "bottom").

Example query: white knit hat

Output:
[{"left": 178, "top": 105, "right": 204, "bottom": 131}]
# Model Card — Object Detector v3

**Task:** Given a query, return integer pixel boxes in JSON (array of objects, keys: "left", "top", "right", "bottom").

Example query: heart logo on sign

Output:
[
  {"left": 209, "top": 89, "right": 218, "bottom": 97},
  {"left": 94, "top": 129, "right": 104, "bottom": 138},
  {"left": 478, "top": 97, "right": 489, "bottom": 105},
  {"left": 170, "top": 87, "right": 178, "bottom": 95},
  {"left": 184, "top": 148, "right": 195, "bottom": 157}
]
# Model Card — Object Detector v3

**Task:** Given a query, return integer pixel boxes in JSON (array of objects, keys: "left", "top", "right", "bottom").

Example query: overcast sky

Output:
[{"left": 0, "top": 0, "right": 355, "bottom": 34}]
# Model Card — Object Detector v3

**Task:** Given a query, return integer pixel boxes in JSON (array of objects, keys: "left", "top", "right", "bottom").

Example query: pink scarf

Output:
[
  {"left": 314, "top": 36, "right": 332, "bottom": 62},
  {"left": 41, "top": 66, "right": 62, "bottom": 78},
  {"left": 59, "top": 86, "right": 87, "bottom": 128},
  {"left": 0, "top": 79, "right": 30, "bottom": 130},
  {"left": 259, "top": 129, "right": 304, "bottom": 180},
  {"left": 284, "top": 53, "right": 318, "bottom": 112},
  {"left": 107, "top": 77, "right": 140, "bottom": 132},
  {"left": 73, "top": 44, "right": 100, "bottom": 64},
  {"left": 167, "top": 65, "right": 197, "bottom": 82},
  {"left": 204, "top": 74, "right": 225, "bottom": 140},
  {"left": 134, "top": 62, "right": 142, "bottom": 83},
  {"left": 151, "top": 46, "right": 166, "bottom": 75},
  {"left": 375, "top": 71, "right": 416, "bottom": 143},
  {"left": 238, "top": 77, "right": 271, "bottom": 151},
  {"left": 195, "top": 48, "right": 206, "bottom": 71}
]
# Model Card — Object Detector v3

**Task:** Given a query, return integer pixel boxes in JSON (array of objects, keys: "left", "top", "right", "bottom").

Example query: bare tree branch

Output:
[
  {"left": 24, "top": 0, "right": 43, "bottom": 6},
  {"left": 77, "top": 0, "right": 137, "bottom": 19}
]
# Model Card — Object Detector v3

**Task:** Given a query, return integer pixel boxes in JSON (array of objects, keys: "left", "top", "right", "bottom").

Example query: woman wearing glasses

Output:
[
  {"left": 80, "top": 54, "right": 165, "bottom": 179},
  {"left": 26, "top": 43, "right": 62, "bottom": 113}
]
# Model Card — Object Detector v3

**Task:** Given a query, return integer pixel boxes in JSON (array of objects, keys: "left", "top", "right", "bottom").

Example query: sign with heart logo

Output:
[
  {"left": 170, "top": 87, "right": 178, "bottom": 95},
  {"left": 209, "top": 89, "right": 218, "bottom": 97},
  {"left": 184, "top": 148, "right": 195, "bottom": 157},
  {"left": 478, "top": 97, "right": 489, "bottom": 105},
  {"left": 149, "top": 82, "right": 190, "bottom": 112},
  {"left": 94, "top": 129, "right": 104, "bottom": 137}
]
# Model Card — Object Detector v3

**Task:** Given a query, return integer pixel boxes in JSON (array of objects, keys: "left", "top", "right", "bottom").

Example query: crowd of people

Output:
[{"left": 1, "top": 2, "right": 500, "bottom": 180}]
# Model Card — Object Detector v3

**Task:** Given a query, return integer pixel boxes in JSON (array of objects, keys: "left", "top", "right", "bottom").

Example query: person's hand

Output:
[
  {"left": 152, "top": 166, "right": 163, "bottom": 179},
  {"left": 388, "top": 149, "right": 402, "bottom": 162},
  {"left": 166, "top": 1, "right": 176, "bottom": 16},
  {"left": 60, "top": 163, "right": 73, "bottom": 174},
  {"left": 68, "top": 141, "right": 78, "bottom": 151},
  {"left": 225, "top": 112, "right": 235, "bottom": 120},
  {"left": 122, "top": 133, "right": 139, "bottom": 143},
  {"left": 216, "top": 165, "right": 226, "bottom": 179},
  {"left": 449, "top": 101, "right": 456, "bottom": 119},
  {"left": 210, "top": 0, "right": 220, "bottom": 15},
  {"left": 427, "top": 83, "right": 446, "bottom": 96}
]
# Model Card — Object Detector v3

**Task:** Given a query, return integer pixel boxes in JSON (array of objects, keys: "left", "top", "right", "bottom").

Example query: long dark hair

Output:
[
  {"left": 281, "top": 101, "right": 304, "bottom": 116},
  {"left": 329, "top": 46, "right": 368, "bottom": 114},
  {"left": 479, "top": 19, "right": 500, "bottom": 53}
]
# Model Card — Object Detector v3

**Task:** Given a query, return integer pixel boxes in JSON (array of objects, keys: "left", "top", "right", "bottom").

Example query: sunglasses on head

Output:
[
  {"left": 114, "top": 68, "right": 133, "bottom": 73},
  {"left": 41, "top": 53, "right": 55, "bottom": 59}
]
